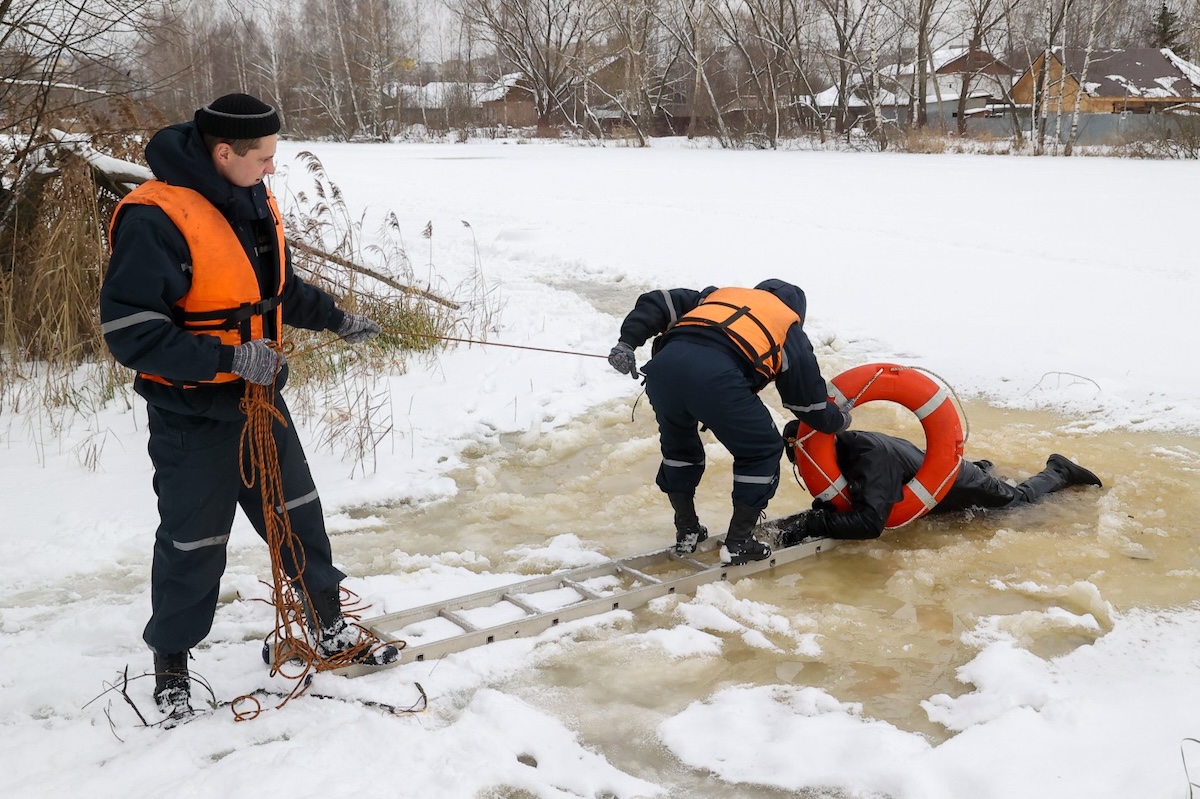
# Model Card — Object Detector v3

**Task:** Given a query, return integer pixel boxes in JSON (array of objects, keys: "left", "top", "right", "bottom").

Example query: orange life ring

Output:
[{"left": 793, "top": 363, "right": 965, "bottom": 529}]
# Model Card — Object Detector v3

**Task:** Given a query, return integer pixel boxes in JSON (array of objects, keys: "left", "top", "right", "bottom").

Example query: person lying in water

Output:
[{"left": 777, "top": 422, "right": 1103, "bottom": 545}]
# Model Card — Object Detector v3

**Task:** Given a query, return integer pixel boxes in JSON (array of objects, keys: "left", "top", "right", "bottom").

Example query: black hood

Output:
[
  {"left": 144, "top": 121, "right": 272, "bottom": 222},
  {"left": 754, "top": 278, "right": 807, "bottom": 320}
]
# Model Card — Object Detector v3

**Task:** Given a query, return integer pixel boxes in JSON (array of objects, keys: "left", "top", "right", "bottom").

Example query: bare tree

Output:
[
  {"left": 710, "top": 0, "right": 820, "bottom": 147},
  {"left": 745, "top": 0, "right": 829, "bottom": 137},
  {"left": 0, "top": 0, "right": 177, "bottom": 371},
  {"left": 596, "top": 0, "right": 660, "bottom": 145},
  {"left": 1029, "top": 0, "right": 1076, "bottom": 152},
  {"left": 863, "top": 0, "right": 888, "bottom": 146},
  {"left": 1064, "top": 0, "right": 1120, "bottom": 154},
  {"left": 650, "top": 0, "right": 734, "bottom": 143},
  {"left": 278, "top": 0, "right": 415, "bottom": 140},
  {"left": 1, "top": 0, "right": 173, "bottom": 255},
  {"left": 1, "top": 0, "right": 167, "bottom": 137},
  {"left": 952, "top": 0, "right": 1023, "bottom": 137},
  {"left": 814, "top": 0, "right": 873, "bottom": 134},
  {"left": 456, "top": 0, "right": 611, "bottom": 135}
]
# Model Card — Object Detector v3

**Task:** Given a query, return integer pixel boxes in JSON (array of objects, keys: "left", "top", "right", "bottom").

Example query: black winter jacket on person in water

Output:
[
  {"left": 786, "top": 430, "right": 1102, "bottom": 541},
  {"left": 101, "top": 121, "right": 345, "bottom": 420}
]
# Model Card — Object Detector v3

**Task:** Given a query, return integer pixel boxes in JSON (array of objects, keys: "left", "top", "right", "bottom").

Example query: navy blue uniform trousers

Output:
[
  {"left": 643, "top": 339, "right": 782, "bottom": 510},
  {"left": 143, "top": 395, "right": 345, "bottom": 654}
]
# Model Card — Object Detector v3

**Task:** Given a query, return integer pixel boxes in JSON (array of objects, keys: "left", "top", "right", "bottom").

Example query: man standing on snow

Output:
[
  {"left": 101, "top": 93, "right": 395, "bottom": 717},
  {"left": 778, "top": 425, "right": 1103, "bottom": 543},
  {"left": 608, "top": 279, "right": 850, "bottom": 565}
]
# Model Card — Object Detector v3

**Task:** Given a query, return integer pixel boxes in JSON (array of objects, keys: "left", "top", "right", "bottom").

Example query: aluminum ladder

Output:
[{"left": 337, "top": 515, "right": 838, "bottom": 678}]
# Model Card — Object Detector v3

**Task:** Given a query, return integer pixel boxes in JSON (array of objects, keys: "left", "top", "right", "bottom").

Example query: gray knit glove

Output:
[
  {"left": 336, "top": 312, "right": 381, "bottom": 344},
  {"left": 231, "top": 339, "right": 285, "bottom": 385},
  {"left": 608, "top": 342, "right": 639, "bottom": 379}
]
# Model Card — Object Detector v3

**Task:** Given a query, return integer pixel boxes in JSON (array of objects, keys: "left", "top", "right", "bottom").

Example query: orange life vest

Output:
[
  {"left": 672, "top": 287, "right": 800, "bottom": 381},
  {"left": 109, "top": 180, "right": 287, "bottom": 385}
]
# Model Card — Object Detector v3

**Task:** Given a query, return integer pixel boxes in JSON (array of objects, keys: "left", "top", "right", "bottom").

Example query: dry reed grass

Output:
[
  {"left": 0, "top": 136, "right": 482, "bottom": 474},
  {"left": 266, "top": 151, "right": 493, "bottom": 471}
]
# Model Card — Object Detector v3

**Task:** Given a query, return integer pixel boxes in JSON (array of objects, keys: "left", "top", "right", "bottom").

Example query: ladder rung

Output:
[
  {"left": 670, "top": 553, "right": 710, "bottom": 571},
  {"left": 501, "top": 592, "right": 543, "bottom": 615},
  {"left": 561, "top": 578, "right": 604, "bottom": 599},
  {"left": 438, "top": 607, "right": 477, "bottom": 632},
  {"left": 615, "top": 564, "right": 661, "bottom": 585}
]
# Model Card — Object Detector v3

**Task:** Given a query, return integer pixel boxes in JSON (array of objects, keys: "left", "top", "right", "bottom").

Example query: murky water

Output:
[{"left": 337, "top": 390, "right": 1200, "bottom": 797}]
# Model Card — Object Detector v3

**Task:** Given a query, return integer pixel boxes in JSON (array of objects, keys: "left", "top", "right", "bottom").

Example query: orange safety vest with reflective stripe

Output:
[
  {"left": 109, "top": 180, "right": 287, "bottom": 386},
  {"left": 671, "top": 287, "right": 800, "bottom": 381}
]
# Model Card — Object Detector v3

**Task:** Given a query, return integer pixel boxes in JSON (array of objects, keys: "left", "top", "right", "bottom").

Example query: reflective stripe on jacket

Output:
[
  {"left": 109, "top": 180, "right": 286, "bottom": 385},
  {"left": 672, "top": 287, "right": 800, "bottom": 381}
]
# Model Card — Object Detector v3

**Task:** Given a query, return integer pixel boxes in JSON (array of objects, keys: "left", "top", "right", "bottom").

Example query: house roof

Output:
[
  {"left": 393, "top": 82, "right": 493, "bottom": 108},
  {"left": 392, "top": 74, "right": 523, "bottom": 108},
  {"left": 1164, "top": 101, "right": 1200, "bottom": 115},
  {"left": 810, "top": 48, "right": 1012, "bottom": 109},
  {"left": 889, "top": 47, "right": 1015, "bottom": 78},
  {"left": 479, "top": 73, "right": 524, "bottom": 103},
  {"left": 1048, "top": 47, "right": 1200, "bottom": 99},
  {"left": 808, "top": 84, "right": 991, "bottom": 109}
]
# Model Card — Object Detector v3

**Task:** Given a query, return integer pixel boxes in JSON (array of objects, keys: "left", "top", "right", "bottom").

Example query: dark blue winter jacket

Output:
[
  {"left": 101, "top": 122, "right": 344, "bottom": 419},
  {"left": 617, "top": 278, "right": 845, "bottom": 433}
]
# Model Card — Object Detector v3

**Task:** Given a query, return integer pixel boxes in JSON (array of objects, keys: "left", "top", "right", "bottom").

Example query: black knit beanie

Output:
[{"left": 194, "top": 93, "right": 281, "bottom": 139}]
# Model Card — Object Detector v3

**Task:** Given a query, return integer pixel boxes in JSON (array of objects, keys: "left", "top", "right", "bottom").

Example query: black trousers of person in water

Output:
[{"left": 786, "top": 430, "right": 1098, "bottom": 541}]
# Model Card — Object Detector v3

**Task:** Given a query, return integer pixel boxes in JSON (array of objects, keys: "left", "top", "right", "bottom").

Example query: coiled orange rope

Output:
[{"left": 234, "top": 343, "right": 404, "bottom": 716}]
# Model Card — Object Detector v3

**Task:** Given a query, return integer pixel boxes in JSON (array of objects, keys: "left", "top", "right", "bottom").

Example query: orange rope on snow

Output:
[{"left": 232, "top": 341, "right": 403, "bottom": 716}]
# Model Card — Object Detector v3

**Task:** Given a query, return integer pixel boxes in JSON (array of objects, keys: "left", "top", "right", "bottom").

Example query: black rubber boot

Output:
[
  {"left": 304, "top": 585, "right": 343, "bottom": 636},
  {"left": 303, "top": 585, "right": 400, "bottom": 667},
  {"left": 153, "top": 650, "right": 191, "bottom": 715},
  {"left": 720, "top": 502, "right": 771, "bottom": 565},
  {"left": 1013, "top": 455, "right": 1102, "bottom": 503},
  {"left": 1047, "top": 454, "right": 1103, "bottom": 488},
  {"left": 668, "top": 492, "right": 708, "bottom": 554}
]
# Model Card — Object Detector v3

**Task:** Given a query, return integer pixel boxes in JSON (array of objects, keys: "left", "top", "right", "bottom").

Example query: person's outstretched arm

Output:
[{"left": 775, "top": 326, "right": 848, "bottom": 434}]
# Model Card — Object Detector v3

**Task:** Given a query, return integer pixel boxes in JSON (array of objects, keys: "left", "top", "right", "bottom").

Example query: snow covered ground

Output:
[{"left": 2, "top": 139, "right": 1198, "bottom": 798}]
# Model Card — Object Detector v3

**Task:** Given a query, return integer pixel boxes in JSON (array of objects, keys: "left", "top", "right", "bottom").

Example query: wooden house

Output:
[
  {"left": 1010, "top": 48, "right": 1200, "bottom": 114},
  {"left": 478, "top": 73, "right": 539, "bottom": 128},
  {"left": 810, "top": 48, "right": 1016, "bottom": 128},
  {"left": 890, "top": 47, "right": 1017, "bottom": 105}
]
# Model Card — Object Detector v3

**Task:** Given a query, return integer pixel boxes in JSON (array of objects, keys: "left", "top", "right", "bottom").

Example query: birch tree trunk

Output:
[
  {"left": 1065, "top": 0, "right": 1116, "bottom": 155},
  {"left": 331, "top": 0, "right": 364, "bottom": 138},
  {"left": 866, "top": 0, "right": 887, "bottom": 148},
  {"left": 688, "top": 0, "right": 708, "bottom": 139}
]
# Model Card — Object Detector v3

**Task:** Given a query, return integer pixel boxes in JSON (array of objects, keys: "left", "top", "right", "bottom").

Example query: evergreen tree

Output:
[{"left": 1147, "top": 2, "right": 1190, "bottom": 57}]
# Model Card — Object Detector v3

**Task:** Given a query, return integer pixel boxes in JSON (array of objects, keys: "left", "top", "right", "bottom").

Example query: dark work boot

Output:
[
  {"left": 153, "top": 650, "right": 192, "bottom": 716},
  {"left": 668, "top": 492, "right": 708, "bottom": 555},
  {"left": 1014, "top": 455, "right": 1103, "bottom": 504},
  {"left": 1012, "top": 467, "right": 1068, "bottom": 503},
  {"left": 719, "top": 502, "right": 771, "bottom": 565},
  {"left": 305, "top": 585, "right": 399, "bottom": 667},
  {"left": 1047, "top": 454, "right": 1103, "bottom": 488}
]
